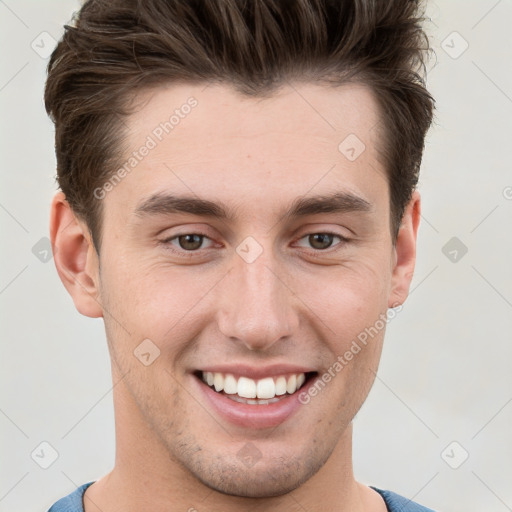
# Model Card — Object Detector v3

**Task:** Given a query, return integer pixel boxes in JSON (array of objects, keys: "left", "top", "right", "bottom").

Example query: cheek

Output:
[
  {"left": 100, "top": 246, "right": 391, "bottom": 358},
  {"left": 99, "top": 260, "right": 217, "bottom": 370},
  {"left": 302, "top": 259, "right": 391, "bottom": 332},
  {"left": 101, "top": 258, "right": 190, "bottom": 327}
]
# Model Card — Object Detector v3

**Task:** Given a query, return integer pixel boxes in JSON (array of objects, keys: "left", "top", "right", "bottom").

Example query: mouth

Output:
[
  {"left": 191, "top": 364, "right": 319, "bottom": 428},
  {"left": 193, "top": 370, "right": 317, "bottom": 405}
]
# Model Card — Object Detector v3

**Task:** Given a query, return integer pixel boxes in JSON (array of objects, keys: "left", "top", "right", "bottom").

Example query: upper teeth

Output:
[{"left": 202, "top": 372, "right": 306, "bottom": 399}]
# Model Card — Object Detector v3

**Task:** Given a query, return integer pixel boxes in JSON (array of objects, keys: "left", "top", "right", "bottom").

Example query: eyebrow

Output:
[{"left": 133, "top": 191, "right": 373, "bottom": 221}]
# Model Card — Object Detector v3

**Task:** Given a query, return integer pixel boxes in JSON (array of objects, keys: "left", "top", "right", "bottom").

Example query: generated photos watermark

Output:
[
  {"left": 93, "top": 96, "right": 198, "bottom": 200},
  {"left": 298, "top": 304, "right": 403, "bottom": 405}
]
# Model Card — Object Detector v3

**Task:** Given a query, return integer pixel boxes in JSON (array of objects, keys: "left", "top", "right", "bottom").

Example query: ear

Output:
[
  {"left": 49, "top": 191, "right": 103, "bottom": 318},
  {"left": 388, "top": 190, "right": 421, "bottom": 308}
]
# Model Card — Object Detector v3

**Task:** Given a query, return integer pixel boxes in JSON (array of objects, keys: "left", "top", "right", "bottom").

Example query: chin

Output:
[
  {"left": 171, "top": 438, "right": 331, "bottom": 499},
  {"left": 194, "top": 462, "right": 315, "bottom": 498}
]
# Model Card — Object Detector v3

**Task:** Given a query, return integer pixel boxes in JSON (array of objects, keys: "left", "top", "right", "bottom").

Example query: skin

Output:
[{"left": 50, "top": 81, "right": 420, "bottom": 512}]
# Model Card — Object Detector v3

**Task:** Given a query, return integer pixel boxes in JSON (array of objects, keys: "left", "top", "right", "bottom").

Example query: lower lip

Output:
[{"left": 193, "top": 375, "right": 305, "bottom": 429}]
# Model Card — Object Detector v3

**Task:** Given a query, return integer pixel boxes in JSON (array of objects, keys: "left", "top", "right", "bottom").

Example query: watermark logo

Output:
[
  {"left": 32, "top": 236, "right": 55, "bottom": 263},
  {"left": 31, "top": 31, "right": 57, "bottom": 59},
  {"left": 442, "top": 236, "right": 468, "bottom": 263},
  {"left": 237, "top": 442, "right": 262, "bottom": 468},
  {"left": 134, "top": 338, "right": 161, "bottom": 366},
  {"left": 338, "top": 133, "right": 366, "bottom": 161},
  {"left": 441, "top": 31, "right": 469, "bottom": 60},
  {"left": 441, "top": 441, "right": 469, "bottom": 469},
  {"left": 31, "top": 441, "right": 59, "bottom": 469},
  {"left": 236, "top": 236, "right": 264, "bottom": 264}
]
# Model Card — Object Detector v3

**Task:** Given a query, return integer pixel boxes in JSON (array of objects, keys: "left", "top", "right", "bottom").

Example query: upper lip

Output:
[{"left": 195, "top": 364, "right": 316, "bottom": 380}]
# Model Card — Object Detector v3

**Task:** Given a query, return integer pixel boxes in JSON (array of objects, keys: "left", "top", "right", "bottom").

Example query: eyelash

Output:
[{"left": 160, "top": 231, "right": 350, "bottom": 257}]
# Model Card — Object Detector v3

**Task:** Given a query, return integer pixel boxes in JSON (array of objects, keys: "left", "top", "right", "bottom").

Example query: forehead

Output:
[{"left": 110, "top": 81, "right": 388, "bottom": 221}]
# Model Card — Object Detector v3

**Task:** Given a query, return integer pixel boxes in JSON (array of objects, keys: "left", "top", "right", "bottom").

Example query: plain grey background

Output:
[{"left": 1, "top": 1, "right": 511, "bottom": 511}]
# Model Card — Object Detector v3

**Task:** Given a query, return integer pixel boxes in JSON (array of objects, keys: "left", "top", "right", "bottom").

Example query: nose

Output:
[{"left": 215, "top": 245, "right": 300, "bottom": 352}]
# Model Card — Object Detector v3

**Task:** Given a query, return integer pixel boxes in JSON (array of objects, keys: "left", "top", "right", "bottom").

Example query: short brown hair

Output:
[{"left": 45, "top": 0, "right": 435, "bottom": 252}]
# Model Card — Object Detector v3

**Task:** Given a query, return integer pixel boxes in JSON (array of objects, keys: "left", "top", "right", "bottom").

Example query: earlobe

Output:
[
  {"left": 50, "top": 192, "right": 103, "bottom": 318},
  {"left": 388, "top": 190, "right": 421, "bottom": 309}
]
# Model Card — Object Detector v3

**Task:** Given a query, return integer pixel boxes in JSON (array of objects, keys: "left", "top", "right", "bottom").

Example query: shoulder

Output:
[
  {"left": 371, "top": 486, "right": 438, "bottom": 512},
  {"left": 47, "top": 482, "right": 95, "bottom": 512}
]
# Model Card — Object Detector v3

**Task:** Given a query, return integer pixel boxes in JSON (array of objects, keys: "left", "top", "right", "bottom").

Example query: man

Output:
[{"left": 45, "top": 0, "right": 436, "bottom": 510}]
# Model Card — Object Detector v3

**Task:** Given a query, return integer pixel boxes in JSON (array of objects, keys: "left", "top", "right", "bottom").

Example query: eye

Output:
[
  {"left": 162, "top": 233, "right": 214, "bottom": 252},
  {"left": 295, "top": 232, "right": 349, "bottom": 251},
  {"left": 160, "top": 231, "right": 350, "bottom": 256}
]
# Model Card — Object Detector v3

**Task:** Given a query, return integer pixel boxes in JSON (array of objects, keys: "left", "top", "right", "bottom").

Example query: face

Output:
[{"left": 57, "top": 82, "right": 419, "bottom": 498}]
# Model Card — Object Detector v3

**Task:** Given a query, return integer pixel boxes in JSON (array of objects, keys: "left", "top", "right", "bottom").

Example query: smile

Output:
[
  {"left": 200, "top": 371, "right": 309, "bottom": 404},
  {"left": 191, "top": 367, "right": 318, "bottom": 428}
]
